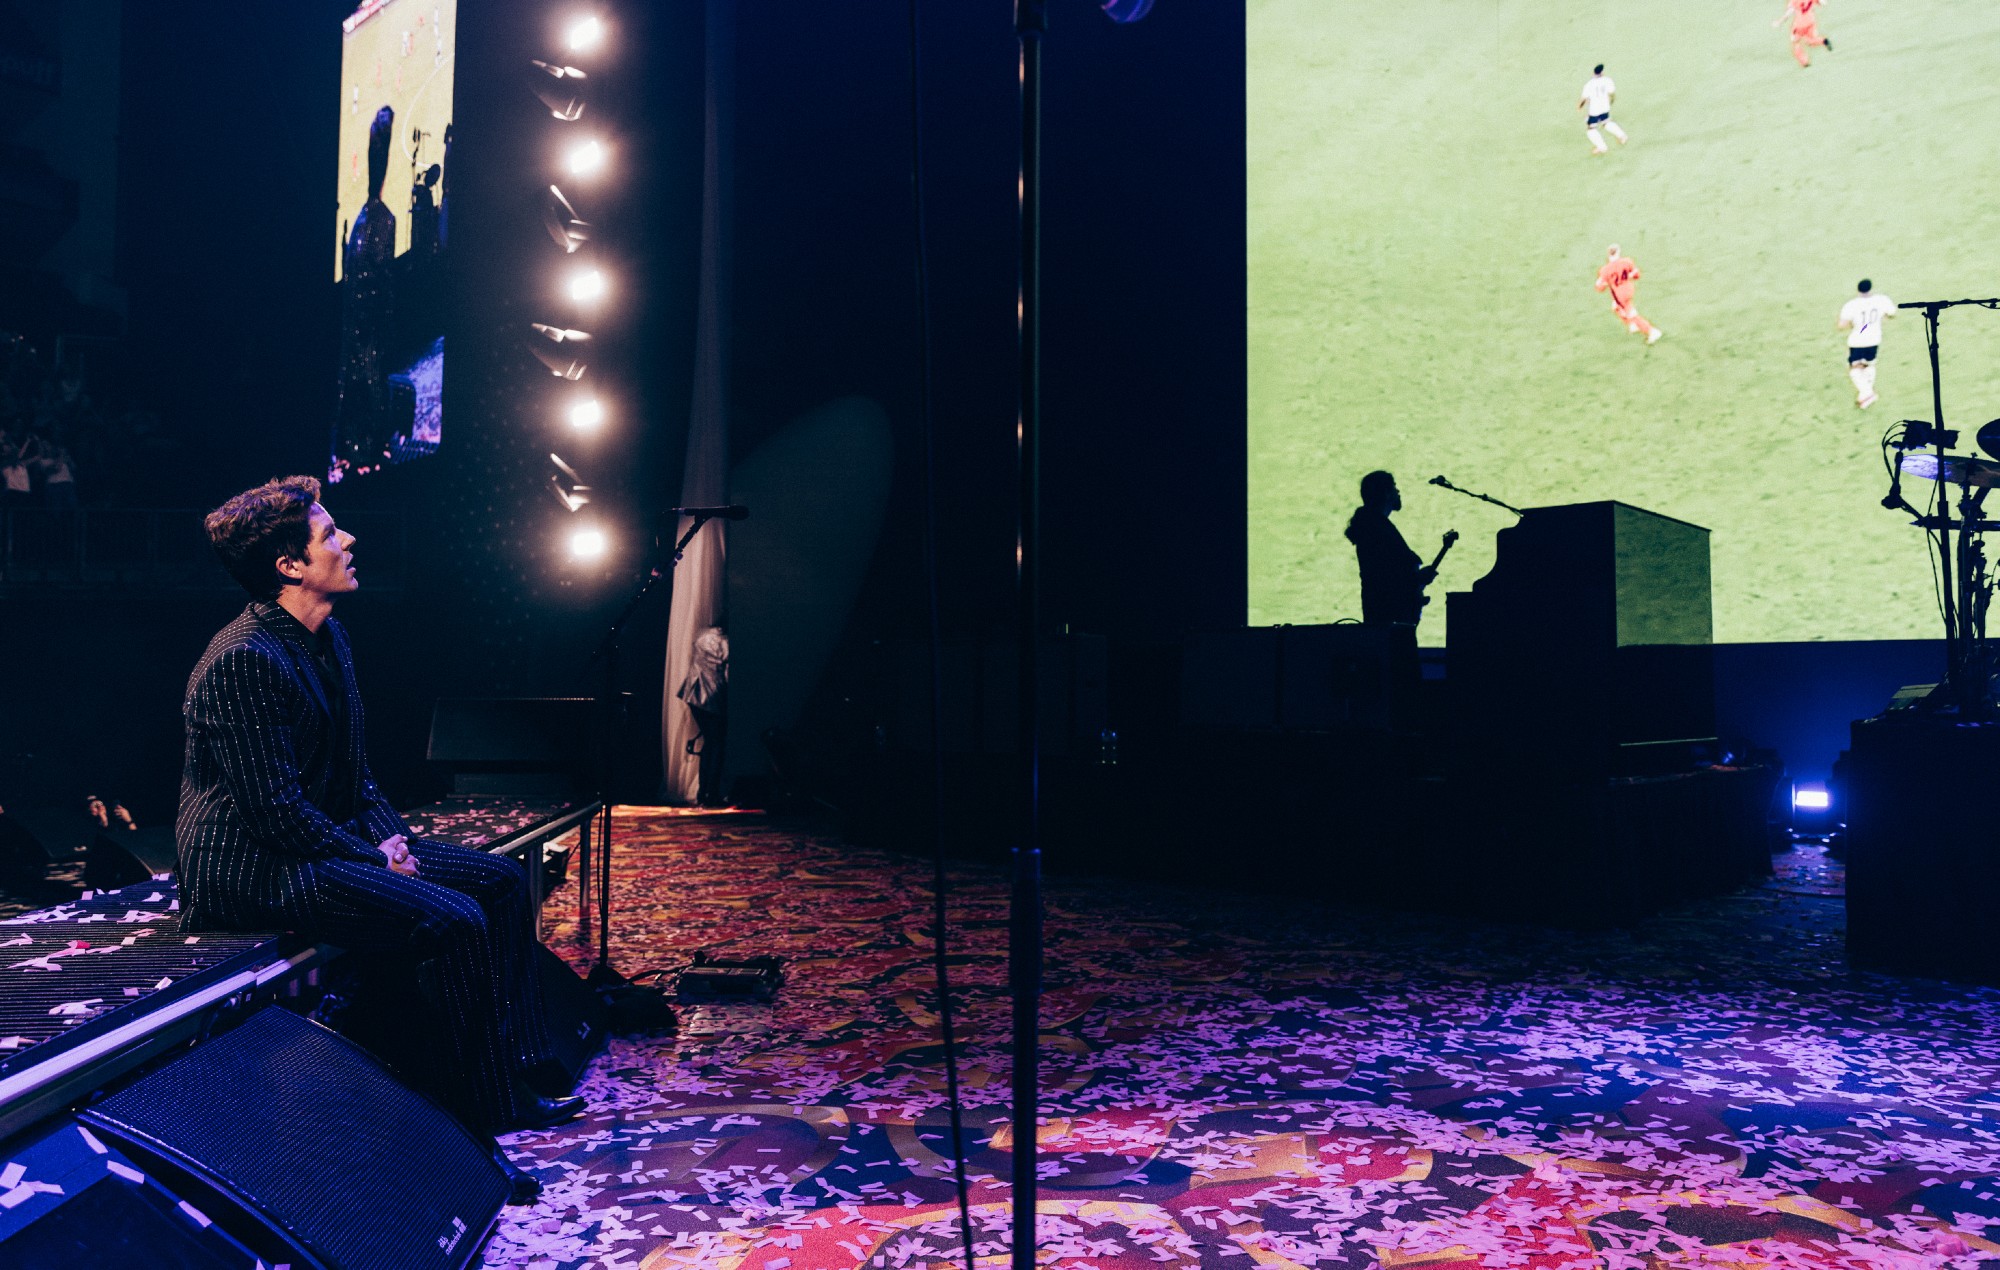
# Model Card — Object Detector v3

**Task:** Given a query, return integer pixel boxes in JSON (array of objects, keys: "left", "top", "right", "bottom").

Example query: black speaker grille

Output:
[
  {"left": 83, "top": 1007, "right": 507, "bottom": 1270},
  {"left": 0, "top": 1167, "right": 256, "bottom": 1269}
]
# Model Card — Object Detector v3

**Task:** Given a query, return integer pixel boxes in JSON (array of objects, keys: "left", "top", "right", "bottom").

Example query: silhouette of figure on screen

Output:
[
  {"left": 1345, "top": 470, "right": 1435, "bottom": 627},
  {"left": 333, "top": 106, "right": 399, "bottom": 481}
]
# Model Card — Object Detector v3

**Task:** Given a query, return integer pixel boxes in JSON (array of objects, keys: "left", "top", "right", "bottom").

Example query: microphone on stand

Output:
[
  {"left": 1881, "top": 462, "right": 1917, "bottom": 515},
  {"left": 1429, "top": 475, "right": 1526, "bottom": 518},
  {"left": 645, "top": 505, "right": 747, "bottom": 566}
]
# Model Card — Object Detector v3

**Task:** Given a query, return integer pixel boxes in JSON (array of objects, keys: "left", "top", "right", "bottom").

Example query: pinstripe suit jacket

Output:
[{"left": 176, "top": 601, "right": 410, "bottom": 930}]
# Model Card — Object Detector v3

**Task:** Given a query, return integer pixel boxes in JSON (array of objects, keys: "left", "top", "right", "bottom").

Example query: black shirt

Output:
[
  {"left": 253, "top": 601, "right": 346, "bottom": 722},
  {"left": 1346, "top": 507, "right": 1425, "bottom": 626}
]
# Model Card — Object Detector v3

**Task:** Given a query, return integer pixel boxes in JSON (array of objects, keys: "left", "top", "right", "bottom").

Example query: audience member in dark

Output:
[
  {"left": 33, "top": 433, "right": 77, "bottom": 510},
  {"left": 0, "top": 429, "right": 29, "bottom": 509},
  {"left": 85, "top": 794, "right": 139, "bottom": 833},
  {"left": 0, "top": 338, "right": 137, "bottom": 509}
]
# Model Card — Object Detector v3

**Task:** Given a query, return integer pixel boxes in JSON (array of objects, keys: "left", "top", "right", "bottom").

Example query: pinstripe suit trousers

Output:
[{"left": 296, "top": 839, "right": 553, "bottom": 1130}]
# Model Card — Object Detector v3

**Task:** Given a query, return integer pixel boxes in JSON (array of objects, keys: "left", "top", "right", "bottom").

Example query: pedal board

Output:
[{"left": 674, "top": 951, "right": 783, "bottom": 1004}]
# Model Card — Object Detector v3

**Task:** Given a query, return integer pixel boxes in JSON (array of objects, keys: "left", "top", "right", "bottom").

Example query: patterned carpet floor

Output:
[{"left": 488, "top": 816, "right": 1999, "bottom": 1270}]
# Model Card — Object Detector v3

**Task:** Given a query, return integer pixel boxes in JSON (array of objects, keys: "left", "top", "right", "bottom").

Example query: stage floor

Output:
[{"left": 488, "top": 815, "right": 1997, "bottom": 1269}]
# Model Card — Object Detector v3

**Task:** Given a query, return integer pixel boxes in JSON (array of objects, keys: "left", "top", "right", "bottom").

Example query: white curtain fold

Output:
[{"left": 662, "top": 0, "right": 734, "bottom": 802}]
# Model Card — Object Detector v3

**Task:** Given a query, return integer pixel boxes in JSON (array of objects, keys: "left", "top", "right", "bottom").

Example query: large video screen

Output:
[
  {"left": 1248, "top": 0, "right": 2000, "bottom": 644},
  {"left": 330, "top": 0, "right": 456, "bottom": 483}
]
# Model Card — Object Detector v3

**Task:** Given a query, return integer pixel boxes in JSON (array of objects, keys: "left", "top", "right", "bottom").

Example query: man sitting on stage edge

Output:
[{"left": 175, "top": 475, "right": 578, "bottom": 1203}]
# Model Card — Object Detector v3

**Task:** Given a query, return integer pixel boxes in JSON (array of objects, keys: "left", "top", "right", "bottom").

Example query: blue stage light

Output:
[
  {"left": 1793, "top": 787, "right": 1830, "bottom": 810},
  {"left": 1101, "top": 0, "right": 1155, "bottom": 23}
]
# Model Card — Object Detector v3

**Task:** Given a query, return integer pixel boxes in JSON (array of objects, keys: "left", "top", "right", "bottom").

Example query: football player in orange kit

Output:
[
  {"left": 1774, "top": 0, "right": 1831, "bottom": 67},
  {"left": 1595, "top": 245, "right": 1663, "bottom": 345}
]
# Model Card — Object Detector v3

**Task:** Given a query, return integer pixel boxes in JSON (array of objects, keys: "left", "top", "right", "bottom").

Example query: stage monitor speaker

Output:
[
  {"left": 428, "top": 698, "right": 594, "bottom": 795},
  {"left": 531, "top": 940, "right": 609, "bottom": 1093},
  {"left": 83, "top": 825, "right": 177, "bottom": 891},
  {"left": 1179, "top": 628, "right": 1281, "bottom": 729},
  {"left": 81, "top": 1005, "right": 509, "bottom": 1270},
  {"left": 0, "top": 811, "right": 53, "bottom": 884},
  {"left": 0, "top": 1117, "right": 264, "bottom": 1269},
  {"left": 1884, "top": 682, "right": 1938, "bottom": 712},
  {"left": 1179, "top": 625, "right": 1396, "bottom": 732}
]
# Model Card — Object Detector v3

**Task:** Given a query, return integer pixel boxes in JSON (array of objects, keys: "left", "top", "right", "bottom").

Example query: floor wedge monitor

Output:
[{"left": 81, "top": 1005, "right": 508, "bottom": 1270}]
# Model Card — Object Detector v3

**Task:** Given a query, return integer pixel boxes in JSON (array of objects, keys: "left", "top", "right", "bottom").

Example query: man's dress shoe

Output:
[
  {"left": 511, "top": 1092, "right": 587, "bottom": 1132},
  {"left": 493, "top": 1146, "right": 542, "bottom": 1205}
]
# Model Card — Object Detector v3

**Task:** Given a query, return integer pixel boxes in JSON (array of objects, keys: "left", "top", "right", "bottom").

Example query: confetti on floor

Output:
[{"left": 483, "top": 812, "right": 1998, "bottom": 1269}]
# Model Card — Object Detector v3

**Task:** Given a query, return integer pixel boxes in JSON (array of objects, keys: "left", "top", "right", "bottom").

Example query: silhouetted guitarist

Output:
[{"left": 1345, "top": 470, "right": 1456, "bottom": 627}]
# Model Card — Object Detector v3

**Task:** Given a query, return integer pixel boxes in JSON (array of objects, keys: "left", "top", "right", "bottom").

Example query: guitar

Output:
[{"left": 1417, "top": 530, "right": 1459, "bottom": 608}]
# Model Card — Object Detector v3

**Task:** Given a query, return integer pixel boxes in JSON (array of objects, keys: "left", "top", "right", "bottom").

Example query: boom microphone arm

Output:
[{"left": 1430, "top": 475, "right": 1525, "bottom": 518}]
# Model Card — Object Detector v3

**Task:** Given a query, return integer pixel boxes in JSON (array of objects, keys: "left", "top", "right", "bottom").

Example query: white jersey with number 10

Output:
[
  {"left": 1840, "top": 294, "right": 1895, "bottom": 348},
  {"left": 1581, "top": 75, "right": 1615, "bottom": 116}
]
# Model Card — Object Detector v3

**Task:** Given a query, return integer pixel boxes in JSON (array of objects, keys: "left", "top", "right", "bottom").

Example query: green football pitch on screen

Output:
[{"left": 1248, "top": 0, "right": 2000, "bottom": 644}]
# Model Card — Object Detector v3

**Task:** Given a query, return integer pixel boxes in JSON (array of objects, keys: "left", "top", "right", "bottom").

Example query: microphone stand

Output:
[
  {"left": 1880, "top": 429, "right": 1923, "bottom": 519},
  {"left": 1007, "top": 8, "right": 1146, "bottom": 1261},
  {"left": 582, "top": 510, "right": 722, "bottom": 980},
  {"left": 1898, "top": 297, "right": 2000, "bottom": 715},
  {"left": 1012, "top": 5, "right": 1047, "bottom": 1266},
  {"left": 1431, "top": 476, "right": 1525, "bottom": 518}
]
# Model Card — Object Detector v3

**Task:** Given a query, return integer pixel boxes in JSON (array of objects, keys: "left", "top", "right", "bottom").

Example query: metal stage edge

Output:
[
  {"left": 0, "top": 941, "right": 334, "bottom": 1144},
  {"left": 0, "top": 796, "right": 601, "bottom": 1145}
]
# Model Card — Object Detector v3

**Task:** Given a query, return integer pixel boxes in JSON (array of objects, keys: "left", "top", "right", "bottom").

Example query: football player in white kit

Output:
[
  {"left": 1837, "top": 279, "right": 1894, "bottom": 409},
  {"left": 1578, "top": 65, "right": 1627, "bottom": 156}
]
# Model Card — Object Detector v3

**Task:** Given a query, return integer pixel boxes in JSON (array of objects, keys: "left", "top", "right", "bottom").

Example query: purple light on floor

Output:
[
  {"left": 1793, "top": 787, "right": 1830, "bottom": 810},
  {"left": 1101, "top": 0, "right": 1155, "bottom": 23}
]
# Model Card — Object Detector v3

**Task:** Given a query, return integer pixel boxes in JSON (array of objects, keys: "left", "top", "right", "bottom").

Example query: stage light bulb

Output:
[
  {"left": 569, "top": 268, "right": 607, "bottom": 302},
  {"left": 1793, "top": 787, "right": 1831, "bottom": 810},
  {"left": 566, "top": 138, "right": 607, "bottom": 177},
  {"left": 570, "top": 398, "right": 604, "bottom": 430},
  {"left": 566, "top": 14, "right": 605, "bottom": 53},
  {"left": 570, "top": 526, "right": 608, "bottom": 560}
]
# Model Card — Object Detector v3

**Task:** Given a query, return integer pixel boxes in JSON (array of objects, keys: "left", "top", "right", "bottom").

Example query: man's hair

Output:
[
  {"left": 1347, "top": 471, "right": 1398, "bottom": 543},
  {"left": 1594, "top": 63, "right": 1605, "bottom": 75},
  {"left": 205, "top": 476, "right": 322, "bottom": 601},
  {"left": 1858, "top": 279, "right": 1873, "bottom": 293},
  {"left": 366, "top": 106, "right": 395, "bottom": 199}
]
